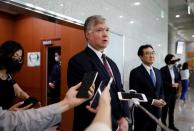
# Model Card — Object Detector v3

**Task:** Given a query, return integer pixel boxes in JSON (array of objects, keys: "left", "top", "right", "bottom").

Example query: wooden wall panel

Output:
[
  {"left": 0, "top": 12, "right": 85, "bottom": 131},
  {"left": 60, "top": 25, "right": 85, "bottom": 131},
  {"left": 0, "top": 12, "right": 14, "bottom": 43}
]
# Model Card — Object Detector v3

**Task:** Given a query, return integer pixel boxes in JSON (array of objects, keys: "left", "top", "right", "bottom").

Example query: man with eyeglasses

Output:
[
  {"left": 67, "top": 15, "right": 130, "bottom": 131},
  {"left": 129, "top": 44, "right": 166, "bottom": 131}
]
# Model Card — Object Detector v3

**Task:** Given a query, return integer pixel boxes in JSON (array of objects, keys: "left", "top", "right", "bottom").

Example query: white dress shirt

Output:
[
  {"left": 142, "top": 63, "right": 156, "bottom": 80},
  {"left": 168, "top": 65, "right": 175, "bottom": 84}
]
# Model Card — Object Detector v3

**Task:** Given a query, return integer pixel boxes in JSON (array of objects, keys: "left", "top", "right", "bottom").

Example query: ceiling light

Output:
[
  {"left": 134, "top": 2, "right": 141, "bottom": 6},
  {"left": 119, "top": 15, "right": 123, "bottom": 18},
  {"left": 60, "top": 4, "right": 64, "bottom": 7},
  {"left": 130, "top": 21, "right": 134, "bottom": 24},
  {"left": 175, "top": 14, "right": 180, "bottom": 18},
  {"left": 158, "top": 44, "right": 161, "bottom": 47},
  {"left": 192, "top": 35, "right": 194, "bottom": 38}
]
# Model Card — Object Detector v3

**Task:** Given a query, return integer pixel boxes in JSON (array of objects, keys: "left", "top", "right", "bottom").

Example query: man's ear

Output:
[
  {"left": 85, "top": 32, "right": 90, "bottom": 40},
  {"left": 139, "top": 55, "right": 143, "bottom": 61}
]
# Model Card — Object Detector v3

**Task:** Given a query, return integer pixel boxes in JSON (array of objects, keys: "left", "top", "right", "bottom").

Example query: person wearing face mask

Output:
[
  {"left": 48, "top": 51, "right": 61, "bottom": 104},
  {"left": 0, "top": 40, "right": 33, "bottom": 111},
  {"left": 160, "top": 54, "right": 181, "bottom": 131}
]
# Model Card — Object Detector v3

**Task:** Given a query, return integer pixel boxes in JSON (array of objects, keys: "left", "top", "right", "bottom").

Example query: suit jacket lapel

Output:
[{"left": 85, "top": 47, "right": 110, "bottom": 78}]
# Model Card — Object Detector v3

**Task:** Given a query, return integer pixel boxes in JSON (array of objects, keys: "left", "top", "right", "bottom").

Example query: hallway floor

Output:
[
  {"left": 157, "top": 88, "right": 194, "bottom": 131},
  {"left": 174, "top": 88, "right": 194, "bottom": 131}
]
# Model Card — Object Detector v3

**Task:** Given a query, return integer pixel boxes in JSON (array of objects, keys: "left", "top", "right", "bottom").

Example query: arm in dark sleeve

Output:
[{"left": 160, "top": 68, "right": 172, "bottom": 89}]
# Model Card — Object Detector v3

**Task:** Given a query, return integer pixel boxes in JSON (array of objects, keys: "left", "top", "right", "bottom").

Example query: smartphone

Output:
[
  {"left": 76, "top": 71, "right": 98, "bottom": 98},
  {"left": 90, "top": 81, "right": 104, "bottom": 109},
  {"left": 117, "top": 92, "right": 147, "bottom": 102},
  {"left": 90, "top": 77, "right": 113, "bottom": 109},
  {"left": 19, "top": 97, "right": 38, "bottom": 108}
]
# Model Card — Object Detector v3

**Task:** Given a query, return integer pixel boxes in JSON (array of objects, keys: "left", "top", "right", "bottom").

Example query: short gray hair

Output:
[{"left": 84, "top": 15, "right": 106, "bottom": 33}]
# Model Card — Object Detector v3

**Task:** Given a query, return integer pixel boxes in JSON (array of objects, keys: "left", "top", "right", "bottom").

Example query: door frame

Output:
[{"left": 41, "top": 38, "right": 61, "bottom": 105}]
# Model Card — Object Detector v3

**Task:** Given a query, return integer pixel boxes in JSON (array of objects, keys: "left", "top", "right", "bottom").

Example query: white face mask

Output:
[{"left": 55, "top": 56, "right": 59, "bottom": 62}]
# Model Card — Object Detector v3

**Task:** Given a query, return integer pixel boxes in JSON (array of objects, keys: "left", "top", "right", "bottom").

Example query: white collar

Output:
[
  {"left": 88, "top": 44, "right": 104, "bottom": 59},
  {"left": 142, "top": 63, "right": 153, "bottom": 71}
]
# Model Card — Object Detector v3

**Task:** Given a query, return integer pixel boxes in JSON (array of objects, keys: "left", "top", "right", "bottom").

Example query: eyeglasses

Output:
[{"left": 144, "top": 52, "right": 156, "bottom": 56}]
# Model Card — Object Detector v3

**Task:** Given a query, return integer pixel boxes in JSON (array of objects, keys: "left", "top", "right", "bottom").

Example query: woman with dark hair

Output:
[
  {"left": 180, "top": 62, "right": 190, "bottom": 102},
  {"left": 0, "top": 40, "right": 30, "bottom": 110}
]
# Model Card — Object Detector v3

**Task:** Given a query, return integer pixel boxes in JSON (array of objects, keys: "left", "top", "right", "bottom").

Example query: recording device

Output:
[
  {"left": 19, "top": 96, "right": 38, "bottom": 108},
  {"left": 118, "top": 92, "right": 147, "bottom": 102},
  {"left": 76, "top": 71, "right": 98, "bottom": 98},
  {"left": 90, "top": 77, "right": 113, "bottom": 109}
]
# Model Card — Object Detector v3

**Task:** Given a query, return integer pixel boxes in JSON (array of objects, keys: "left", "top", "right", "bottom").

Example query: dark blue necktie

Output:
[{"left": 150, "top": 69, "right": 156, "bottom": 86}]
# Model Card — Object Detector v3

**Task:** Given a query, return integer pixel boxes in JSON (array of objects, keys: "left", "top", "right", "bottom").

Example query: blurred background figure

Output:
[
  {"left": 48, "top": 51, "right": 61, "bottom": 104},
  {"left": 180, "top": 62, "right": 190, "bottom": 103},
  {"left": 160, "top": 54, "right": 181, "bottom": 131}
]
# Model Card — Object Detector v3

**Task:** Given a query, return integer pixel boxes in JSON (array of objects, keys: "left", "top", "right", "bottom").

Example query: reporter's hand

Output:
[
  {"left": 8, "top": 102, "right": 33, "bottom": 111},
  {"left": 65, "top": 82, "right": 95, "bottom": 108},
  {"left": 117, "top": 117, "right": 129, "bottom": 131}
]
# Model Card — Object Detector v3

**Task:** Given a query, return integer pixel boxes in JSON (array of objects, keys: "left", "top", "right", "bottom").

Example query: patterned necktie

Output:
[
  {"left": 150, "top": 69, "right": 156, "bottom": 86},
  {"left": 101, "top": 54, "right": 113, "bottom": 77}
]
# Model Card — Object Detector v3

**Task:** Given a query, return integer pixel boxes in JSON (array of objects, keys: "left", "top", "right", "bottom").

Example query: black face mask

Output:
[
  {"left": 169, "top": 58, "right": 180, "bottom": 65},
  {"left": 169, "top": 60, "right": 176, "bottom": 64},
  {"left": 7, "top": 59, "right": 23, "bottom": 73}
]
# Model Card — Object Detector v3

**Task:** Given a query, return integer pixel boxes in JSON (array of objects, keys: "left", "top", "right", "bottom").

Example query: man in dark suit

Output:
[
  {"left": 160, "top": 54, "right": 180, "bottom": 131},
  {"left": 67, "top": 15, "right": 130, "bottom": 131},
  {"left": 129, "top": 44, "right": 166, "bottom": 131}
]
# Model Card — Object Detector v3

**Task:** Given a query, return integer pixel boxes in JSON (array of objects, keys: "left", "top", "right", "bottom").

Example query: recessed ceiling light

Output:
[
  {"left": 130, "top": 21, "right": 134, "bottom": 24},
  {"left": 175, "top": 14, "right": 180, "bottom": 18},
  {"left": 158, "top": 44, "right": 161, "bottom": 47},
  {"left": 134, "top": 2, "right": 141, "bottom": 6},
  {"left": 60, "top": 3, "right": 64, "bottom": 7},
  {"left": 119, "top": 15, "right": 123, "bottom": 18},
  {"left": 192, "top": 35, "right": 194, "bottom": 38}
]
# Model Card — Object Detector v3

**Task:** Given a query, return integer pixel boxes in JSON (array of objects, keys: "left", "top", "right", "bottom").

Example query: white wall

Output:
[{"left": 13, "top": 0, "right": 168, "bottom": 90}]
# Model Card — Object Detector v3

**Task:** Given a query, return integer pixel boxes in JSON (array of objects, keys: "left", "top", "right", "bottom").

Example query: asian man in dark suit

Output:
[
  {"left": 129, "top": 44, "right": 166, "bottom": 131},
  {"left": 160, "top": 54, "right": 181, "bottom": 131},
  {"left": 67, "top": 15, "right": 130, "bottom": 131}
]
